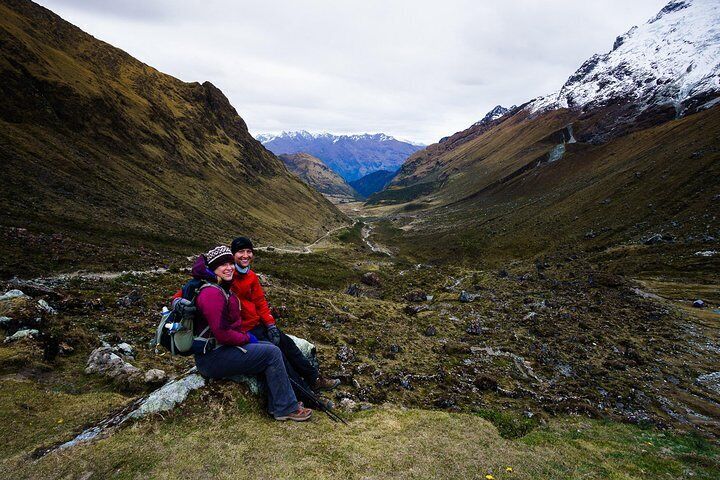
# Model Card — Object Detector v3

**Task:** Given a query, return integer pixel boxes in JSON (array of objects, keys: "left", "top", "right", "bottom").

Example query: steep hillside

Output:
[
  {"left": 279, "top": 153, "right": 360, "bottom": 202},
  {"left": 257, "top": 131, "right": 424, "bottom": 181},
  {"left": 0, "top": 0, "right": 347, "bottom": 275},
  {"left": 380, "top": 106, "right": 720, "bottom": 265},
  {"left": 349, "top": 169, "right": 396, "bottom": 197}
]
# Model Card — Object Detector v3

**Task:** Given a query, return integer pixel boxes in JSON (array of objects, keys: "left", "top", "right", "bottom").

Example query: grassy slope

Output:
[
  {"left": 371, "top": 106, "right": 720, "bottom": 267},
  {"left": 0, "top": 0, "right": 346, "bottom": 275},
  {"left": 0, "top": 232, "right": 718, "bottom": 478},
  {"left": 2, "top": 383, "right": 718, "bottom": 479}
]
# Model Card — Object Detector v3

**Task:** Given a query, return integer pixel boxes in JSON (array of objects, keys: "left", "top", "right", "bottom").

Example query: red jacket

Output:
[{"left": 230, "top": 269, "right": 275, "bottom": 332}]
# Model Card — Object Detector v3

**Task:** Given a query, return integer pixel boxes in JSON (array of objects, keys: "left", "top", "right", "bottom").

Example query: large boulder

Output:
[
  {"left": 128, "top": 374, "right": 206, "bottom": 419},
  {"left": 4, "top": 328, "right": 39, "bottom": 343},
  {"left": 85, "top": 346, "right": 143, "bottom": 384}
]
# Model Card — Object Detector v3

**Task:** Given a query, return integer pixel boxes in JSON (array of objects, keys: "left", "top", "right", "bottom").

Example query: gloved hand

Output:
[
  {"left": 267, "top": 325, "right": 281, "bottom": 346},
  {"left": 247, "top": 333, "right": 259, "bottom": 344},
  {"left": 172, "top": 298, "right": 196, "bottom": 318}
]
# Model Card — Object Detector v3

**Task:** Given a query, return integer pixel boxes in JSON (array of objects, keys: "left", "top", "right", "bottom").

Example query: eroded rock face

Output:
[{"left": 128, "top": 374, "right": 206, "bottom": 419}]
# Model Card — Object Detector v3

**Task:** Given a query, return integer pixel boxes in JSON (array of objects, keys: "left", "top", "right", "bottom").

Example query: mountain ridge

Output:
[
  {"left": 257, "top": 130, "right": 424, "bottom": 181},
  {"left": 0, "top": 0, "right": 347, "bottom": 275},
  {"left": 278, "top": 152, "right": 361, "bottom": 202}
]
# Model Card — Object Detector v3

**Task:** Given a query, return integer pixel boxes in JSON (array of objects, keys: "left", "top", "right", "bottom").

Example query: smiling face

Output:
[
  {"left": 234, "top": 248, "right": 254, "bottom": 269},
  {"left": 213, "top": 261, "right": 234, "bottom": 282}
]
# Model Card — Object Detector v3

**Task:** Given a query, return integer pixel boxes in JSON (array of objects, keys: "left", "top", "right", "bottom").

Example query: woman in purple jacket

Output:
[{"left": 191, "top": 245, "right": 312, "bottom": 422}]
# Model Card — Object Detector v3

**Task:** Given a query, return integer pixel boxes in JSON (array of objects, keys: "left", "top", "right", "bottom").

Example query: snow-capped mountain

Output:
[
  {"left": 530, "top": 0, "right": 720, "bottom": 118},
  {"left": 256, "top": 131, "right": 425, "bottom": 182},
  {"left": 473, "top": 105, "right": 516, "bottom": 127}
]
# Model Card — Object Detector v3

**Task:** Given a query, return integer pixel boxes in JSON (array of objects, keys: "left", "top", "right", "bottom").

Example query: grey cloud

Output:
[{"left": 36, "top": 0, "right": 669, "bottom": 144}]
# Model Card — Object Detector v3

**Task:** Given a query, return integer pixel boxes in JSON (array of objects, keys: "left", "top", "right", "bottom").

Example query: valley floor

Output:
[{"left": 0, "top": 222, "right": 718, "bottom": 478}]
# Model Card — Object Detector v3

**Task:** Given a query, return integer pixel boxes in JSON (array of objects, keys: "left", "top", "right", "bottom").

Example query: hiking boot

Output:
[
  {"left": 315, "top": 376, "right": 341, "bottom": 391},
  {"left": 316, "top": 397, "right": 334, "bottom": 410},
  {"left": 275, "top": 405, "right": 312, "bottom": 422}
]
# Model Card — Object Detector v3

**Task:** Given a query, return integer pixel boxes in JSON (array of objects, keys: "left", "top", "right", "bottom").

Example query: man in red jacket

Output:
[{"left": 230, "top": 237, "right": 340, "bottom": 397}]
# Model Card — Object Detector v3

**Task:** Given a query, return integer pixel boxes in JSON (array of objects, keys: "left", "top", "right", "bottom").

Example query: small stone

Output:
[
  {"left": 37, "top": 299, "right": 57, "bottom": 315},
  {"left": 361, "top": 272, "right": 381, "bottom": 287},
  {"left": 4, "top": 328, "right": 39, "bottom": 343},
  {"left": 337, "top": 345, "right": 356, "bottom": 363},
  {"left": 404, "top": 304, "right": 428, "bottom": 316},
  {"left": 643, "top": 233, "right": 663, "bottom": 245},
  {"left": 85, "top": 346, "right": 142, "bottom": 384},
  {"left": 389, "top": 344, "right": 402, "bottom": 354},
  {"left": 345, "top": 284, "right": 362, "bottom": 296},
  {"left": 117, "top": 290, "right": 143, "bottom": 308},
  {"left": 339, "top": 398, "right": 358, "bottom": 412},
  {"left": 459, "top": 291, "right": 477, "bottom": 302},
  {"left": 696, "top": 372, "right": 720, "bottom": 395},
  {"left": 424, "top": 325, "right": 437, "bottom": 337},
  {"left": 693, "top": 299, "right": 705, "bottom": 308},
  {"left": 0, "top": 289, "right": 27, "bottom": 301},
  {"left": 0, "top": 316, "right": 11, "bottom": 327},
  {"left": 523, "top": 312, "right": 538, "bottom": 321},
  {"left": 466, "top": 321, "right": 484, "bottom": 335},
  {"left": 144, "top": 369, "right": 167, "bottom": 384},
  {"left": 404, "top": 290, "right": 427, "bottom": 302}
]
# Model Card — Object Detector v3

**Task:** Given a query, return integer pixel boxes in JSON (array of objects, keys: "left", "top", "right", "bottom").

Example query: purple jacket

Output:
[{"left": 190, "top": 255, "right": 252, "bottom": 346}]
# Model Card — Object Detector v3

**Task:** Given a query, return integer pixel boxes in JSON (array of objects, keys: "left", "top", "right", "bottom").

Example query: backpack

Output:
[{"left": 153, "top": 279, "right": 229, "bottom": 356}]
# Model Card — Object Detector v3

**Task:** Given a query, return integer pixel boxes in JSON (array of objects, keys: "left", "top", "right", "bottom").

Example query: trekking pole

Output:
[{"left": 289, "top": 378, "right": 348, "bottom": 425}]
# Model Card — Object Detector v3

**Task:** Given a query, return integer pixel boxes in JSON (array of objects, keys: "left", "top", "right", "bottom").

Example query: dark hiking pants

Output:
[
  {"left": 194, "top": 341, "right": 298, "bottom": 417},
  {"left": 250, "top": 325, "right": 320, "bottom": 407}
]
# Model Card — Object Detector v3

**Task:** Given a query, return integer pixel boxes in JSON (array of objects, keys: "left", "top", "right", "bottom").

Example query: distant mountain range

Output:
[
  {"left": 279, "top": 153, "right": 360, "bottom": 203},
  {"left": 371, "top": 0, "right": 720, "bottom": 260},
  {"left": 257, "top": 131, "right": 424, "bottom": 182}
]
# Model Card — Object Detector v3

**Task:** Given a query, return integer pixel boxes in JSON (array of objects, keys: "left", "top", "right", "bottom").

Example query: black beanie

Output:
[
  {"left": 231, "top": 236, "right": 254, "bottom": 254},
  {"left": 206, "top": 245, "right": 234, "bottom": 271}
]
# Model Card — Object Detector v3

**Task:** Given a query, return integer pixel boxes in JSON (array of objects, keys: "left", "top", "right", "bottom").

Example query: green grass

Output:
[
  {"left": 254, "top": 251, "right": 356, "bottom": 290},
  {"left": 3, "top": 397, "right": 718, "bottom": 479},
  {"left": 337, "top": 221, "right": 364, "bottom": 246}
]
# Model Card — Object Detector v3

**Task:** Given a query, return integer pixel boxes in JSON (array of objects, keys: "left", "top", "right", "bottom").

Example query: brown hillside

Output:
[
  {"left": 0, "top": 0, "right": 346, "bottom": 275},
  {"left": 371, "top": 106, "right": 720, "bottom": 265},
  {"left": 279, "top": 153, "right": 361, "bottom": 202}
]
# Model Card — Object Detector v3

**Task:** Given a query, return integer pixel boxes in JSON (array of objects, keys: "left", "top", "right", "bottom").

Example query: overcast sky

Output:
[{"left": 36, "top": 0, "right": 668, "bottom": 144}]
